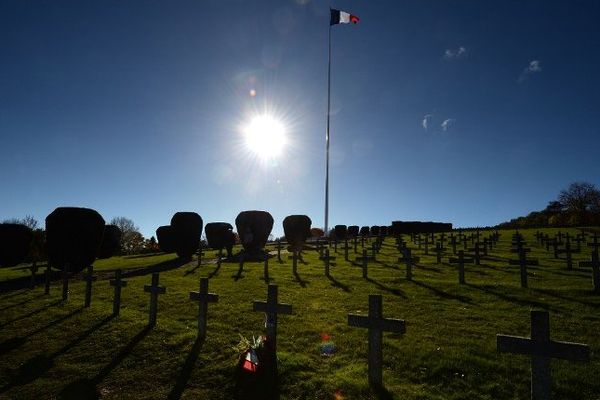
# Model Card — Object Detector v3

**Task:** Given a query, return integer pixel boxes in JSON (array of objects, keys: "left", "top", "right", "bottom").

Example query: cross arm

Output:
[{"left": 190, "top": 291, "right": 219, "bottom": 303}]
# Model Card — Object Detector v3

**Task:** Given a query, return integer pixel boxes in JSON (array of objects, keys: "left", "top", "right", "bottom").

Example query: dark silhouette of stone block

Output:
[
  {"left": 380, "top": 226, "right": 388, "bottom": 236},
  {"left": 283, "top": 215, "right": 312, "bottom": 252},
  {"left": 348, "top": 225, "right": 359, "bottom": 238},
  {"left": 171, "top": 212, "right": 203, "bottom": 260},
  {"left": 360, "top": 226, "right": 370, "bottom": 237},
  {"left": 156, "top": 225, "right": 176, "bottom": 253},
  {"left": 45, "top": 207, "right": 105, "bottom": 272},
  {"left": 205, "top": 222, "right": 235, "bottom": 256},
  {"left": 235, "top": 210, "right": 274, "bottom": 259},
  {"left": 370, "top": 226, "right": 380, "bottom": 237},
  {"left": 97, "top": 225, "right": 122, "bottom": 259},
  {"left": 0, "top": 224, "right": 32, "bottom": 267},
  {"left": 334, "top": 225, "right": 347, "bottom": 240}
]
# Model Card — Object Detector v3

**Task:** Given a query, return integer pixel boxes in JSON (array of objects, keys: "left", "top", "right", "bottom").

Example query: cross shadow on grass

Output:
[
  {"left": 0, "top": 307, "right": 83, "bottom": 356},
  {"left": 0, "top": 293, "right": 46, "bottom": 312},
  {"left": 208, "top": 262, "right": 221, "bottom": 279},
  {"left": 326, "top": 273, "right": 351, "bottom": 292},
  {"left": 122, "top": 257, "right": 189, "bottom": 279},
  {"left": 58, "top": 325, "right": 153, "bottom": 400},
  {"left": 410, "top": 280, "right": 473, "bottom": 304},
  {"left": 365, "top": 277, "right": 406, "bottom": 298},
  {"left": 0, "top": 314, "right": 114, "bottom": 394},
  {"left": 166, "top": 336, "right": 206, "bottom": 400},
  {"left": 293, "top": 271, "right": 309, "bottom": 288},
  {"left": 531, "top": 288, "right": 600, "bottom": 309},
  {"left": 0, "top": 299, "right": 63, "bottom": 329},
  {"left": 464, "top": 283, "right": 563, "bottom": 312}
]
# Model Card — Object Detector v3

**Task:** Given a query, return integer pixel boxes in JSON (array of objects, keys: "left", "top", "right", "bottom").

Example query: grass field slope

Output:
[{"left": 0, "top": 227, "right": 599, "bottom": 399}]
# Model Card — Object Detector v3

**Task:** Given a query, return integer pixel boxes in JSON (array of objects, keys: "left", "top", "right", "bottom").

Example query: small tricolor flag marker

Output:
[{"left": 330, "top": 8, "right": 359, "bottom": 25}]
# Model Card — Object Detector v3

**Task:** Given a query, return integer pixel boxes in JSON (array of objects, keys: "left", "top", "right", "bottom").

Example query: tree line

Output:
[{"left": 499, "top": 181, "right": 600, "bottom": 228}]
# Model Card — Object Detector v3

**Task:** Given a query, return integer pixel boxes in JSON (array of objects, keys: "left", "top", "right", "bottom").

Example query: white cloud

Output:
[
  {"left": 441, "top": 118, "right": 455, "bottom": 131},
  {"left": 519, "top": 60, "right": 542, "bottom": 82},
  {"left": 444, "top": 46, "right": 467, "bottom": 59},
  {"left": 422, "top": 114, "right": 433, "bottom": 130}
]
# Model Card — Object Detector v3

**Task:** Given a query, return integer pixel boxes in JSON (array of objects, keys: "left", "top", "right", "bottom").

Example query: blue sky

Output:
[{"left": 1, "top": 0, "right": 599, "bottom": 238}]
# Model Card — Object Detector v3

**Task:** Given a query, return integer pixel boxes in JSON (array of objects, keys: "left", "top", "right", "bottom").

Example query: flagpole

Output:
[{"left": 324, "top": 23, "right": 332, "bottom": 237}]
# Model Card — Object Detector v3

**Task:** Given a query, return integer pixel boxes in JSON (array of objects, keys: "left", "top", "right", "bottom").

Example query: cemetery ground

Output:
[{"left": 0, "top": 227, "right": 599, "bottom": 400}]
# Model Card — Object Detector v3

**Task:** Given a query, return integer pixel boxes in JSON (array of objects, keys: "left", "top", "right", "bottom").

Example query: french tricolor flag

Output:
[{"left": 330, "top": 8, "right": 359, "bottom": 25}]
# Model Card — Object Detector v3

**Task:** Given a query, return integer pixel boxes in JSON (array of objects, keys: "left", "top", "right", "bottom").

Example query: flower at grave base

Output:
[{"left": 334, "top": 389, "right": 344, "bottom": 400}]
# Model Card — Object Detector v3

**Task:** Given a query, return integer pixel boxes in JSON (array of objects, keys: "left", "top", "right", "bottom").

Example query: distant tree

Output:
[
  {"left": 1, "top": 215, "right": 38, "bottom": 229},
  {"left": 543, "top": 201, "right": 564, "bottom": 214},
  {"left": 558, "top": 182, "right": 600, "bottom": 213},
  {"left": 144, "top": 236, "right": 160, "bottom": 253},
  {"left": 110, "top": 216, "right": 143, "bottom": 254},
  {"left": 310, "top": 227, "right": 324, "bottom": 238}
]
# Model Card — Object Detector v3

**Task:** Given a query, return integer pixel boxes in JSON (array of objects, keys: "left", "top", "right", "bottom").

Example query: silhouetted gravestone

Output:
[
  {"left": 348, "top": 225, "right": 359, "bottom": 238},
  {"left": 236, "top": 210, "right": 274, "bottom": 260},
  {"left": 449, "top": 251, "right": 473, "bottom": 285},
  {"left": 468, "top": 242, "right": 485, "bottom": 265},
  {"left": 253, "top": 285, "right": 292, "bottom": 353},
  {"left": 433, "top": 242, "right": 443, "bottom": 263},
  {"left": 509, "top": 247, "right": 538, "bottom": 288},
  {"left": 46, "top": 207, "right": 105, "bottom": 273},
  {"left": 144, "top": 273, "right": 166, "bottom": 327},
  {"left": 380, "top": 226, "right": 388, "bottom": 237},
  {"left": 0, "top": 223, "right": 32, "bottom": 268},
  {"left": 360, "top": 226, "right": 370, "bottom": 237},
  {"left": 97, "top": 225, "right": 122, "bottom": 259},
  {"left": 190, "top": 278, "right": 218, "bottom": 338},
  {"left": 83, "top": 266, "right": 96, "bottom": 307},
  {"left": 370, "top": 226, "right": 380, "bottom": 238},
  {"left": 398, "top": 248, "right": 419, "bottom": 281},
  {"left": 171, "top": 212, "right": 203, "bottom": 261},
  {"left": 283, "top": 215, "right": 312, "bottom": 253},
  {"left": 356, "top": 249, "right": 373, "bottom": 278},
  {"left": 587, "top": 233, "right": 600, "bottom": 253},
  {"left": 423, "top": 235, "right": 430, "bottom": 255},
  {"left": 449, "top": 234, "right": 458, "bottom": 255},
  {"left": 44, "top": 264, "right": 51, "bottom": 294},
  {"left": 320, "top": 248, "right": 336, "bottom": 276},
  {"left": 556, "top": 235, "right": 578, "bottom": 270},
  {"left": 110, "top": 269, "right": 127, "bottom": 316},
  {"left": 580, "top": 250, "right": 600, "bottom": 294},
  {"left": 205, "top": 222, "right": 235, "bottom": 257},
  {"left": 497, "top": 310, "right": 590, "bottom": 400},
  {"left": 275, "top": 239, "right": 283, "bottom": 262},
  {"left": 62, "top": 263, "right": 70, "bottom": 300},
  {"left": 348, "top": 295, "right": 406, "bottom": 388},
  {"left": 573, "top": 234, "right": 584, "bottom": 252},
  {"left": 156, "top": 225, "right": 176, "bottom": 253}
]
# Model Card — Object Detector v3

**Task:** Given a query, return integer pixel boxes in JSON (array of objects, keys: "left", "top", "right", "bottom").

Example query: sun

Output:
[{"left": 243, "top": 115, "right": 287, "bottom": 160}]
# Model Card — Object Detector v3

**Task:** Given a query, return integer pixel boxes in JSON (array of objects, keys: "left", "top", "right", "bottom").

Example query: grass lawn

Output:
[{"left": 0, "top": 227, "right": 599, "bottom": 399}]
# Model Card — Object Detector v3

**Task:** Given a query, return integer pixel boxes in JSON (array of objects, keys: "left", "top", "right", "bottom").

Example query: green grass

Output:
[{"left": 1, "top": 227, "right": 599, "bottom": 399}]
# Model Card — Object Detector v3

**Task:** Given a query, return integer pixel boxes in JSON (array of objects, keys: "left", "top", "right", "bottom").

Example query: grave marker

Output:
[
  {"left": 109, "top": 269, "right": 128, "bottom": 316},
  {"left": 253, "top": 285, "right": 292, "bottom": 353},
  {"left": 497, "top": 310, "right": 590, "bottom": 400},
  {"left": 398, "top": 248, "right": 419, "bottom": 281},
  {"left": 83, "top": 265, "right": 96, "bottom": 307},
  {"left": 348, "top": 294, "right": 406, "bottom": 388},
  {"left": 144, "top": 272, "right": 166, "bottom": 327},
  {"left": 190, "top": 277, "right": 219, "bottom": 337},
  {"left": 580, "top": 249, "right": 600, "bottom": 294},
  {"left": 449, "top": 250, "right": 474, "bottom": 284},
  {"left": 509, "top": 247, "right": 538, "bottom": 288},
  {"left": 320, "top": 248, "right": 336, "bottom": 276},
  {"left": 44, "top": 264, "right": 51, "bottom": 295}
]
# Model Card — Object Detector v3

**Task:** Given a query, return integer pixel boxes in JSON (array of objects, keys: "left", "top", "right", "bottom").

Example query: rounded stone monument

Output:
[
  {"left": 235, "top": 210, "right": 274, "bottom": 260},
  {"left": 348, "top": 225, "right": 359, "bottom": 238},
  {"left": 283, "top": 215, "right": 312, "bottom": 253},
  {"left": 0, "top": 224, "right": 33, "bottom": 268},
  {"left": 170, "top": 212, "right": 203, "bottom": 260},
  {"left": 156, "top": 225, "right": 176, "bottom": 253},
  {"left": 97, "top": 225, "right": 122, "bottom": 259},
  {"left": 45, "top": 207, "right": 105, "bottom": 272}
]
